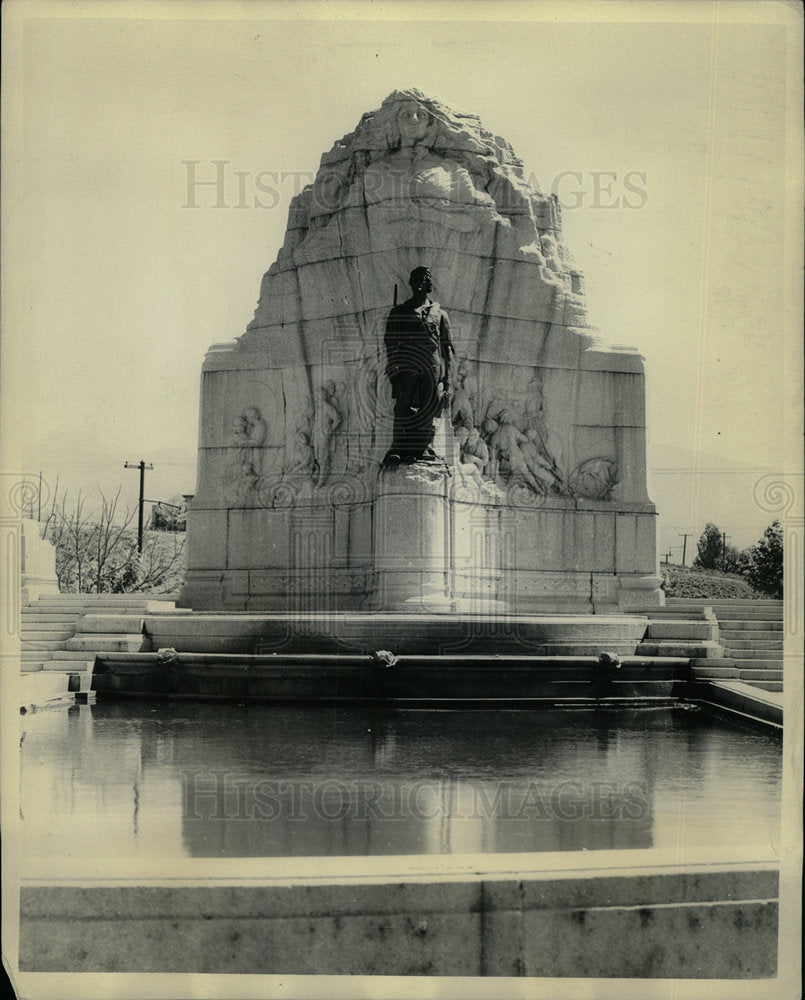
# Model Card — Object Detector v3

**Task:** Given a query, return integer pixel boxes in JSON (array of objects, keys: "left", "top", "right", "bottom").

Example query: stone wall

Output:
[{"left": 20, "top": 851, "right": 778, "bottom": 977}]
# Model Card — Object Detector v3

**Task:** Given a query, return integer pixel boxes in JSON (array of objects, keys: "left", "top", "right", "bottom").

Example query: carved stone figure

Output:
[
  {"left": 460, "top": 426, "right": 489, "bottom": 476},
  {"left": 384, "top": 266, "right": 454, "bottom": 464},
  {"left": 569, "top": 458, "right": 620, "bottom": 500},
  {"left": 286, "top": 426, "right": 316, "bottom": 478},
  {"left": 226, "top": 407, "right": 267, "bottom": 496},
  {"left": 486, "top": 409, "right": 545, "bottom": 493},
  {"left": 521, "top": 428, "right": 562, "bottom": 494},
  {"left": 364, "top": 97, "right": 503, "bottom": 234},
  {"left": 450, "top": 362, "right": 475, "bottom": 431},
  {"left": 313, "top": 382, "right": 343, "bottom": 486}
]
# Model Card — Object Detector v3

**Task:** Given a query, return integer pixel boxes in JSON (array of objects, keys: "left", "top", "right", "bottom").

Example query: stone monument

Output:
[{"left": 180, "top": 89, "right": 662, "bottom": 613}]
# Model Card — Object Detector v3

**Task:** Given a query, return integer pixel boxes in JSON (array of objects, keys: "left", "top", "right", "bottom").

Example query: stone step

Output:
[
  {"left": 21, "top": 639, "right": 71, "bottom": 651},
  {"left": 717, "top": 620, "right": 783, "bottom": 632},
  {"left": 19, "top": 620, "right": 76, "bottom": 631},
  {"left": 636, "top": 642, "right": 719, "bottom": 658},
  {"left": 21, "top": 609, "right": 83, "bottom": 617},
  {"left": 20, "top": 629, "right": 73, "bottom": 641},
  {"left": 644, "top": 621, "right": 715, "bottom": 640},
  {"left": 738, "top": 668, "right": 783, "bottom": 681},
  {"left": 667, "top": 597, "right": 782, "bottom": 604},
  {"left": 21, "top": 649, "right": 52, "bottom": 660},
  {"left": 31, "top": 599, "right": 177, "bottom": 612},
  {"left": 718, "top": 629, "right": 783, "bottom": 646},
  {"left": 638, "top": 608, "right": 710, "bottom": 618},
  {"left": 714, "top": 613, "right": 785, "bottom": 622},
  {"left": 729, "top": 658, "right": 785, "bottom": 672},
  {"left": 689, "top": 657, "right": 737, "bottom": 667},
  {"left": 744, "top": 680, "right": 783, "bottom": 692},
  {"left": 690, "top": 665, "right": 741, "bottom": 679},
  {"left": 65, "top": 633, "right": 147, "bottom": 653},
  {"left": 20, "top": 661, "right": 44, "bottom": 673},
  {"left": 719, "top": 637, "right": 783, "bottom": 650},
  {"left": 45, "top": 649, "right": 99, "bottom": 661},
  {"left": 76, "top": 615, "right": 145, "bottom": 634},
  {"left": 724, "top": 647, "right": 783, "bottom": 661},
  {"left": 31, "top": 592, "right": 175, "bottom": 601},
  {"left": 43, "top": 659, "right": 94, "bottom": 672}
]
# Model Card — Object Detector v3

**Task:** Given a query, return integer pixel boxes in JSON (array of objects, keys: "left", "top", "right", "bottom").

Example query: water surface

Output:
[{"left": 20, "top": 701, "right": 781, "bottom": 862}]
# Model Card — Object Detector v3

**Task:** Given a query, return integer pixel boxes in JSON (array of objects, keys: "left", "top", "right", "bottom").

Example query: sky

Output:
[{"left": 2, "top": 0, "right": 802, "bottom": 556}]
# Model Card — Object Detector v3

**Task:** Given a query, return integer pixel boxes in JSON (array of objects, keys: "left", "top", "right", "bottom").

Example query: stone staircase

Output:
[
  {"left": 655, "top": 599, "right": 783, "bottom": 692},
  {"left": 634, "top": 607, "right": 722, "bottom": 660},
  {"left": 21, "top": 594, "right": 179, "bottom": 695}
]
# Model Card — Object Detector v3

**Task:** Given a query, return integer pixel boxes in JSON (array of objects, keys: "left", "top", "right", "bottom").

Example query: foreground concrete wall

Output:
[{"left": 20, "top": 856, "right": 778, "bottom": 977}]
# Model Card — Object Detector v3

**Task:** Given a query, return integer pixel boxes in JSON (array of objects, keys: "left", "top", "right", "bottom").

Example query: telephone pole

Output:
[
  {"left": 678, "top": 533, "right": 692, "bottom": 567},
  {"left": 124, "top": 460, "right": 154, "bottom": 554}
]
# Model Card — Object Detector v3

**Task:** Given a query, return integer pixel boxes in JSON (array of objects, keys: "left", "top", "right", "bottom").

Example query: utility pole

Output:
[
  {"left": 721, "top": 532, "right": 732, "bottom": 571},
  {"left": 662, "top": 547, "right": 675, "bottom": 564},
  {"left": 678, "top": 533, "right": 692, "bottom": 567},
  {"left": 124, "top": 460, "right": 154, "bottom": 554}
]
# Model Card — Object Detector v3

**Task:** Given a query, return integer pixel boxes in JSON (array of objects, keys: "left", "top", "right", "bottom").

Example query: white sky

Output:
[{"left": 2, "top": 0, "right": 802, "bottom": 554}]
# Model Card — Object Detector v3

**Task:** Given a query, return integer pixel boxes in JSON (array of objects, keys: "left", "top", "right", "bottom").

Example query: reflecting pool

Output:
[{"left": 20, "top": 701, "right": 781, "bottom": 863}]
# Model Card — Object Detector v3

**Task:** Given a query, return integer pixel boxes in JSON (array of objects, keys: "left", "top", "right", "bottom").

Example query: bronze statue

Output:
[{"left": 384, "top": 266, "right": 454, "bottom": 464}]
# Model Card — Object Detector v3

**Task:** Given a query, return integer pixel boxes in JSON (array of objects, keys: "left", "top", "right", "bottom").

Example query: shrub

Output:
[{"left": 662, "top": 565, "right": 761, "bottom": 600}]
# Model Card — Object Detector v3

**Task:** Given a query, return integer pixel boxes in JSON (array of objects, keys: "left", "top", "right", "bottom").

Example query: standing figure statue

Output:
[
  {"left": 313, "top": 381, "right": 343, "bottom": 486},
  {"left": 384, "top": 266, "right": 454, "bottom": 464}
]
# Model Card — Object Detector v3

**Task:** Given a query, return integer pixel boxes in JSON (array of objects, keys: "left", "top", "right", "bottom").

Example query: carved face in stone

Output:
[{"left": 397, "top": 101, "right": 430, "bottom": 146}]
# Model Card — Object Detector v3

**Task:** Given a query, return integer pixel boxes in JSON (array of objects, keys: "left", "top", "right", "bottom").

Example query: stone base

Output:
[{"left": 368, "top": 461, "right": 454, "bottom": 612}]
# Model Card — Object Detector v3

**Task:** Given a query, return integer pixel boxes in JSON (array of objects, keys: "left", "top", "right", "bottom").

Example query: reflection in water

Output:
[{"left": 20, "top": 702, "right": 781, "bottom": 861}]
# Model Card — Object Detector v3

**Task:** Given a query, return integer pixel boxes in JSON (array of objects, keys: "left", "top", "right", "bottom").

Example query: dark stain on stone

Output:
[
  {"left": 638, "top": 908, "right": 654, "bottom": 927},
  {"left": 571, "top": 909, "right": 586, "bottom": 925}
]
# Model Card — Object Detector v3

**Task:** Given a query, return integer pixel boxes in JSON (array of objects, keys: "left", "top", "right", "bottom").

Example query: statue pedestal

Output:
[{"left": 368, "top": 462, "right": 457, "bottom": 613}]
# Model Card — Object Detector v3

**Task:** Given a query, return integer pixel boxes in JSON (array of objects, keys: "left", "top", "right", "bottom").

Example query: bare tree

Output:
[{"left": 41, "top": 482, "right": 185, "bottom": 594}]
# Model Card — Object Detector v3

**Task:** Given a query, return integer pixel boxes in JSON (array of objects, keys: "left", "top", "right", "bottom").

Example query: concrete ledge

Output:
[
  {"left": 19, "top": 848, "right": 779, "bottom": 977},
  {"left": 141, "top": 611, "right": 651, "bottom": 656},
  {"left": 689, "top": 680, "right": 783, "bottom": 728},
  {"left": 90, "top": 652, "right": 691, "bottom": 702}
]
